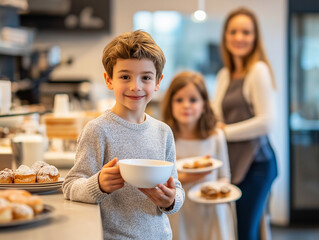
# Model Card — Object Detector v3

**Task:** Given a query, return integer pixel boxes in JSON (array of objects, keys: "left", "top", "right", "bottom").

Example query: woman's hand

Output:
[
  {"left": 139, "top": 176, "right": 176, "bottom": 209},
  {"left": 98, "top": 158, "right": 125, "bottom": 194},
  {"left": 216, "top": 121, "right": 226, "bottom": 130},
  {"left": 178, "top": 171, "right": 211, "bottom": 184}
]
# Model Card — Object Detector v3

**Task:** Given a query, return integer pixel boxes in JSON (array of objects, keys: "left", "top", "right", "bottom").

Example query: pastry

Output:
[
  {"left": 14, "top": 165, "right": 36, "bottom": 183},
  {"left": 0, "top": 168, "right": 14, "bottom": 183},
  {"left": 200, "top": 185, "right": 219, "bottom": 199},
  {"left": 183, "top": 155, "right": 213, "bottom": 169},
  {"left": 32, "top": 161, "right": 49, "bottom": 175},
  {"left": 183, "top": 162, "right": 194, "bottom": 169},
  {"left": 0, "top": 190, "right": 44, "bottom": 222},
  {"left": 220, "top": 186, "right": 231, "bottom": 198},
  {"left": 0, "top": 198, "right": 12, "bottom": 222},
  {"left": 11, "top": 203, "right": 34, "bottom": 220},
  {"left": 0, "top": 189, "right": 32, "bottom": 200},
  {"left": 194, "top": 155, "right": 213, "bottom": 168},
  {"left": 25, "top": 195, "right": 44, "bottom": 214},
  {"left": 37, "top": 165, "right": 60, "bottom": 183}
]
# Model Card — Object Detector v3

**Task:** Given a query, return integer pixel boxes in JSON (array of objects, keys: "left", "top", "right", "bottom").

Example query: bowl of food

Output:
[{"left": 118, "top": 159, "right": 174, "bottom": 188}]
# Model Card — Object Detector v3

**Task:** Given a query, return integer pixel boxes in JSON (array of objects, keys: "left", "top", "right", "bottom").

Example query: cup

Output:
[
  {"left": 11, "top": 134, "right": 44, "bottom": 167},
  {"left": 53, "top": 94, "right": 70, "bottom": 116},
  {"left": 0, "top": 80, "right": 11, "bottom": 114}
]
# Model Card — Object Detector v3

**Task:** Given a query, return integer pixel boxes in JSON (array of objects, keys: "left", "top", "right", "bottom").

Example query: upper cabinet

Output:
[{"left": 20, "top": 0, "right": 112, "bottom": 33}]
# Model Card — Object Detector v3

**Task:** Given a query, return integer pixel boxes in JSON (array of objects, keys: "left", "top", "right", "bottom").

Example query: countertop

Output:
[{"left": 0, "top": 169, "right": 103, "bottom": 240}]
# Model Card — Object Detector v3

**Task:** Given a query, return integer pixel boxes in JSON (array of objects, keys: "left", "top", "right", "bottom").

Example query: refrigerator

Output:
[{"left": 289, "top": 0, "right": 319, "bottom": 223}]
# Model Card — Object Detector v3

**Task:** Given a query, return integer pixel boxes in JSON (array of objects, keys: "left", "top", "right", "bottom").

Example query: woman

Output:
[{"left": 212, "top": 7, "right": 278, "bottom": 240}]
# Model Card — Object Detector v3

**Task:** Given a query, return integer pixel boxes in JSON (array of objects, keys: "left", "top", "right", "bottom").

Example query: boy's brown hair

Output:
[
  {"left": 162, "top": 71, "right": 217, "bottom": 139},
  {"left": 102, "top": 30, "right": 166, "bottom": 82}
]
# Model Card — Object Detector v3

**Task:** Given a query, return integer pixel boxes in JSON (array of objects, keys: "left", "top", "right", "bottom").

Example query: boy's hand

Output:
[
  {"left": 98, "top": 158, "right": 125, "bottom": 194},
  {"left": 139, "top": 176, "right": 176, "bottom": 209}
]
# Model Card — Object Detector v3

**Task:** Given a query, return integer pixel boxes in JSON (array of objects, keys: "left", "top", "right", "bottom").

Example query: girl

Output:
[
  {"left": 162, "top": 71, "right": 235, "bottom": 240},
  {"left": 213, "top": 7, "right": 278, "bottom": 240}
]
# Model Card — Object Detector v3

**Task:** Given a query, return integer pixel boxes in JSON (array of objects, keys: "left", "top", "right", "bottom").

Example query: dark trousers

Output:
[{"left": 236, "top": 150, "right": 278, "bottom": 240}]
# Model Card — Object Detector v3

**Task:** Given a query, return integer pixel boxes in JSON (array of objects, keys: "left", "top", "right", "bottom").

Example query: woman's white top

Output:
[{"left": 212, "top": 61, "right": 276, "bottom": 141}]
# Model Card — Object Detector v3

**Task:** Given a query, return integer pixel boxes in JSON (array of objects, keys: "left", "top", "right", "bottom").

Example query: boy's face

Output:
[{"left": 104, "top": 58, "right": 162, "bottom": 119}]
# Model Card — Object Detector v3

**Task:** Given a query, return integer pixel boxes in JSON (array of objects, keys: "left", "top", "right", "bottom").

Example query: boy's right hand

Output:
[{"left": 98, "top": 158, "right": 125, "bottom": 194}]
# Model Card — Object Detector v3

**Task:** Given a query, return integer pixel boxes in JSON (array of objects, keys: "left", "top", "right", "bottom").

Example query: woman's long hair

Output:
[{"left": 220, "top": 7, "right": 276, "bottom": 89}]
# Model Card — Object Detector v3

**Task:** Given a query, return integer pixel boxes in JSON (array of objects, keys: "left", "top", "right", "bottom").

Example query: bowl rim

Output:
[{"left": 118, "top": 159, "right": 173, "bottom": 167}]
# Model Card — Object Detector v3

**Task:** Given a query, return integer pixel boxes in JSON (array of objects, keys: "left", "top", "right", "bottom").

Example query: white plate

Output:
[
  {"left": 188, "top": 181, "right": 242, "bottom": 204},
  {"left": 0, "top": 178, "right": 64, "bottom": 193},
  {"left": 0, "top": 204, "right": 55, "bottom": 227},
  {"left": 176, "top": 157, "right": 223, "bottom": 173}
]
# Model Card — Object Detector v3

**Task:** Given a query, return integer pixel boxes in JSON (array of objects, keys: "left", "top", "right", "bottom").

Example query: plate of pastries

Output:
[
  {"left": 0, "top": 161, "right": 64, "bottom": 193},
  {"left": 176, "top": 155, "right": 223, "bottom": 173},
  {"left": 188, "top": 181, "right": 242, "bottom": 204},
  {"left": 0, "top": 189, "right": 54, "bottom": 227}
]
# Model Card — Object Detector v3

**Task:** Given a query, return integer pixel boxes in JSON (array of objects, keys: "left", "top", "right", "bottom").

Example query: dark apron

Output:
[{"left": 222, "top": 79, "right": 270, "bottom": 184}]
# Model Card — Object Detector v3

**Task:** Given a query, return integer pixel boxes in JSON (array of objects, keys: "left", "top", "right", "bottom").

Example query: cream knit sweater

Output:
[{"left": 62, "top": 110, "right": 184, "bottom": 240}]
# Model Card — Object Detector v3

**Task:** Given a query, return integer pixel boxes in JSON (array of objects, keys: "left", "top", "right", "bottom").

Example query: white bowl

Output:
[{"left": 118, "top": 159, "right": 174, "bottom": 188}]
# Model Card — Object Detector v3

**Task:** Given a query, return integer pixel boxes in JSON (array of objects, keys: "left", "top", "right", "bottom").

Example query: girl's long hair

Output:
[{"left": 162, "top": 71, "right": 216, "bottom": 139}]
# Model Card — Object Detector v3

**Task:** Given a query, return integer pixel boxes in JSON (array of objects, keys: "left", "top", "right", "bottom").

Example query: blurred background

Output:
[{"left": 1, "top": 0, "right": 319, "bottom": 234}]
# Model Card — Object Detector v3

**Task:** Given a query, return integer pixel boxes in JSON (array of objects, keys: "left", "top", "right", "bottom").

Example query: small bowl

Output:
[{"left": 118, "top": 159, "right": 174, "bottom": 188}]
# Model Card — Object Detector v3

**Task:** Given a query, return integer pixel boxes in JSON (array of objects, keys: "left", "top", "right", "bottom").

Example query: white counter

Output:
[{"left": 0, "top": 169, "right": 103, "bottom": 240}]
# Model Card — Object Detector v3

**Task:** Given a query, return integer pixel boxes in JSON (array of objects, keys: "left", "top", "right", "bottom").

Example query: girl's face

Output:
[
  {"left": 172, "top": 83, "right": 204, "bottom": 128},
  {"left": 225, "top": 14, "right": 255, "bottom": 59}
]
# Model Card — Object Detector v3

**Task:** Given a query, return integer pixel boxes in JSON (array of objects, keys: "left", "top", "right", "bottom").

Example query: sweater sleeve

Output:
[
  {"left": 159, "top": 128, "right": 185, "bottom": 214},
  {"left": 212, "top": 68, "right": 228, "bottom": 122},
  {"left": 224, "top": 62, "right": 276, "bottom": 141},
  {"left": 216, "top": 129, "right": 231, "bottom": 180},
  {"left": 62, "top": 122, "right": 108, "bottom": 204}
]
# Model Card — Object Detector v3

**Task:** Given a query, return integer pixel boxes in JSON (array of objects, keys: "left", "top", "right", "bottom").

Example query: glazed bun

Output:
[
  {"left": 14, "top": 165, "right": 36, "bottom": 184},
  {"left": 220, "top": 186, "right": 231, "bottom": 198},
  {"left": 26, "top": 196, "right": 44, "bottom": 214},
  {"left": 0, "top": 189, "right": 32, "bottom": 200},
  {"left": 0, "top": 168, "right": 14, "bottom": 183},
  {"left": 200, "top": 185, "right": 219, "bottom": 199},
  {"left": 0, "top": 190, "right": 45, "bottom": 222},
  {"left": 0, "top": 198, "right": 12, "bottom": 222},
  {"left": 37, "top": 165, "right": 60, "bottom": 183},
  {"left": 11, "top": 203, "right": 34, "bottom": 220}
]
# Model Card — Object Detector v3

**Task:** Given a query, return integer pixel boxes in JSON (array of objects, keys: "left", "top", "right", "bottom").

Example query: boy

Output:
[{"left": 62, "top": 30, "right": 185, "bottom": 240}]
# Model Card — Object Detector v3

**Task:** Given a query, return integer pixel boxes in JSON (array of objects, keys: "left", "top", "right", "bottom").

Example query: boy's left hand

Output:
[{"left": 139, "top": 176, "right": 176, "bottom": 209}]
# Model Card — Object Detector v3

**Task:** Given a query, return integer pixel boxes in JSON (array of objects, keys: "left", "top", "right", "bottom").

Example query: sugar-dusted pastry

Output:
[
  {"left": 14, "top": 165, "right": 36, "bottom": 184},
  {"left": 0, "top": 168, "right": 14, "bottom": 183},
  {"left": 25, "top": 195, "right": 44, "bottom": 214},
  {"left": 0, "top": 198, "right": 12, "bottom": 222},
  {"left": 31, "top": 161, "right": 49, "bottom": 175},
  {"left": 11, "top": 203, "right": 34, "bottom": 220},
  {"left": 0, "top": 189, "right": 32, "bottom": 200},
  {"left": 37, "top": 165, "right": 60, "bottom": 183}
]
